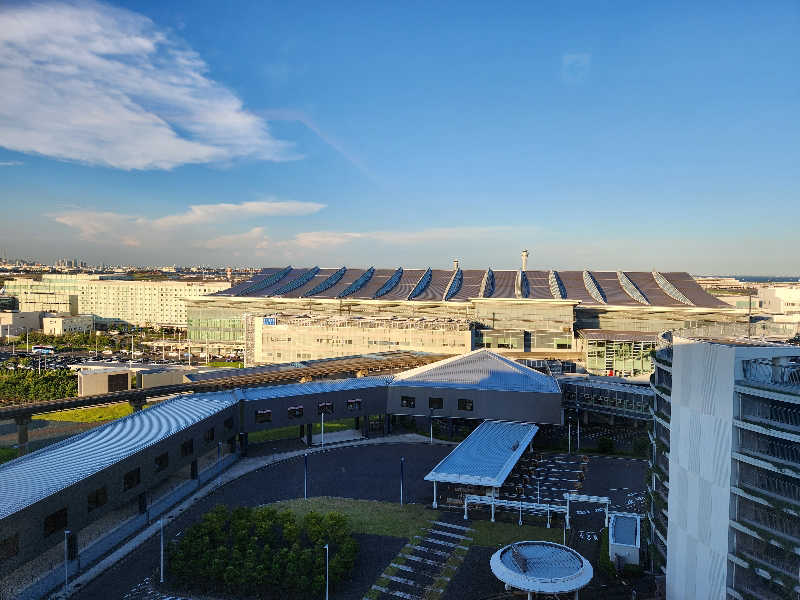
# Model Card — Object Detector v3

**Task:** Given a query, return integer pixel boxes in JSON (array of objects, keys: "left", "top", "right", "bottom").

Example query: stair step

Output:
[
  {"left": 431, "top": 520, "right": 475, "bottom": 532},
  {"left": 398, "top": 553, "right": 446, "bottom": 568},
  {"left": 426, "top": 528, "right": 472, "bottom": 541},
  {"left": 390, "top": 562, "right": 415, "bottom": 573},
  {"left": 409, "top": 544, "right": 450, "bottom": 558},
  {"left": 414, "top": 535, "right": 468, "bottom": 550}
]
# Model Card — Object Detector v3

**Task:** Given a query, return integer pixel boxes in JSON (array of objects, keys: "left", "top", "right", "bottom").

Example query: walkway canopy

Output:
[{"left": 424, "top": 420, "right": 538, "bottom": 488}]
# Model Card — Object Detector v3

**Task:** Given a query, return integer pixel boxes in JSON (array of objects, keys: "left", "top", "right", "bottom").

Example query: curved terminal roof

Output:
[
  {"left": 490, "top": 541, "right": 593, "bottom": 594},
  {"left": 218, "top": 267, "right": 729, "bottom": 308},
  {"left": 391, "top": 349, "right": 561, "bottom": 393},
  {"left": 0, "top": 393, "right": 238, "bottom": 519},
  {"left": 424, "top": 419, "right": 539, "bottom": 487}
]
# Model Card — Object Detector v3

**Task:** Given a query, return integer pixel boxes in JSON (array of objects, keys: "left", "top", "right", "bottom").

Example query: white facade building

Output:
[
  {"left": 758, "top": 285, "right": 800, "bottom": 315},
  {"left": 650, "top": 334, "right": 800, "bottom": 600}
]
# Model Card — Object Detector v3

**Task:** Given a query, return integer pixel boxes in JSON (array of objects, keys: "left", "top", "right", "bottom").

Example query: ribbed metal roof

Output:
[
  {"left": 241, "top": 375, "right": 393, "bottom": 401},
  {"left": 424, "top": 420, "right": 539, "bottom": 487},
  {"left": 392, "top": 349, "right": 561, "bottom": 393},
  {"left": 490, "top": 541, "right": 593, "bottom": 594},
  {"left": 0, "top": 393, "right": 238, "bottom": 520}
]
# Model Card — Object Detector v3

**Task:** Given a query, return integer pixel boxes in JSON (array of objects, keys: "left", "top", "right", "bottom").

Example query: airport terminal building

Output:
[{"left": 185, "top": 261, "right": 746, "bottom": 375}]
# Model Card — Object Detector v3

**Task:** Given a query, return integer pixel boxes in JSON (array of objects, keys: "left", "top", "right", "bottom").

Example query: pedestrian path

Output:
[{"left": 365, "top": 514, "right": 474, "bottom": 600}]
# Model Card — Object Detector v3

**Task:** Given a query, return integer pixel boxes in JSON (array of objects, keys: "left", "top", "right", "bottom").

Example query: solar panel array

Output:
[{"left": 218, "top": 267, "right": 728, "bottom": 308}]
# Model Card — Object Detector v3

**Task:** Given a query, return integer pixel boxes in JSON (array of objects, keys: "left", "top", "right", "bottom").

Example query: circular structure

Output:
[{"left": 489, "top": 541, "right": 593, "bottom": 598}]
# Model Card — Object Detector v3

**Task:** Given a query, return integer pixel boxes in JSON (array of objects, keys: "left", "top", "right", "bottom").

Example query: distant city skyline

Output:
[{"left": 0, "top": 1, "right": 798, "bottom": 273}]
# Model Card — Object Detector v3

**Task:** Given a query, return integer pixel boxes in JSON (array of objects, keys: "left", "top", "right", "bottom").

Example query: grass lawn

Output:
[
  {"left": 208, "top": 361, "right": 243, "bottom": 368},
  {"left": 0, "top": 447, "right": 17, "bottom": 464},
  {"left": 249, "top": 418, "right": 356, "bottom": 443},
  {"left": 32, "top": 403, "right": 135, "bottom": 423},
  {"left": 268, "top": 497, "right": 439, "bottom": 539},
  {"left": 470, "top": 518, "right": 562, "bottom": 548}
]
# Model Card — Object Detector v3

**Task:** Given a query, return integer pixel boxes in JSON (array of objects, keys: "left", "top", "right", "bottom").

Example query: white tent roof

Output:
[
  {"left": 391, "top": 349, "right": 560, "bottom": 393},
  {"left": 424, "top": 420, "right": 538, "bottom": 487}
]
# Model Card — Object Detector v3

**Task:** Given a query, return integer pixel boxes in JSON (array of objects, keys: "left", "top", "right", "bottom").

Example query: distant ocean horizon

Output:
[{"left": 704, "top": 275, "right": 800, "bottom": 283}]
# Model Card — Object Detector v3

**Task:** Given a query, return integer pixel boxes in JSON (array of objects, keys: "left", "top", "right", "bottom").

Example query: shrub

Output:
[
  {"left": 632, "top": 436, "right": 649, "bottom": 457},
  {"left": 598, "top": 528, "right": 616, "bottom": 579},
  {"left": 597, "top": 437, "right": 615, "bottom": 454},
  {"left": 168, "top": 505, "right": 358, "bottom": 599}
]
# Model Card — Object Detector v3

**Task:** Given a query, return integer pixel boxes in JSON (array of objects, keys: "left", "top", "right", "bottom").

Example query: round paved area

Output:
[{"left": 73, "top": 442, "right": 452, "bottom": 600}]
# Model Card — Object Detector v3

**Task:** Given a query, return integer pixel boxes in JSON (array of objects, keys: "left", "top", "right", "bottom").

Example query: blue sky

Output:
[{"left": 0, "top": 1, "right": 797, "bottom": 274}]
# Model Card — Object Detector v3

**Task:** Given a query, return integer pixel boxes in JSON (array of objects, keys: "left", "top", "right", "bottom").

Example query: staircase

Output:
[{"left": 365, "top": 516, "right": 475, "bottom": 600}]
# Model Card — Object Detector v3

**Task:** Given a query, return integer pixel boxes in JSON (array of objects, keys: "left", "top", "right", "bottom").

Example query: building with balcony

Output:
[{"left": 648, "top": 333, "right": 800, "bottom": 600}]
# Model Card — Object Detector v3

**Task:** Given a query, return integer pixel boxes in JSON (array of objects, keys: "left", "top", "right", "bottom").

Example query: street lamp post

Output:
[
  {"left": 323, "top": 543, "right": 329, "bottom": 600},
  {"left": 159, "top": 518, "right": 164, "bottom": 584},
  {"left": 304, "top": 453, "right": 308, "bottom": 500},
  {"left": 429, "top": 408, "right": 434, "bottom": 444},
  {"left": 321, "top": 411, "right": 325, "bottom": 449},
  {"left": 64, "top": 529, "right": 71, "bottom": 596},
  {"left": 400, "top": 457, "right": 405, "bottom": 505}
]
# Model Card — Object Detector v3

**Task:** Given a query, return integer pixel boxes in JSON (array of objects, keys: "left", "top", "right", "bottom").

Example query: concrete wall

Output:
[
  {"left": 0, "top": 311, "right": 42, "bottom": 336},
  {"left": 42, "top": 314, "right": 93, "bottom": 335},
  {"left": 78, "top": 369, "right": 132, "bottom": 396},
  {"left": 0, "top": 405, "right": 239, "bottom": 571},
  {"left": 387, "top": 385, "right": 563, "bottom": 425},
  {"left": 137, "top": 369, "right": 186, "bottom": 389},
  {"left": 666, "top": 339, "right": 735, "bottom": 600}
]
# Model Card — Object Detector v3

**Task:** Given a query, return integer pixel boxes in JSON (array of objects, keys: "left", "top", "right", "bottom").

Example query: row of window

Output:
[
  {"left": 256, "top": 399, "right": 364, "bottom": 423},
  {"left": 399, "top": 396, "right": 473, "bottom": 411}
]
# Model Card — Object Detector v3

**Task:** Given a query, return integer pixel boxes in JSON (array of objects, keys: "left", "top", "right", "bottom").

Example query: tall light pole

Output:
[
  {"left": 429, "top": 407, "right": 434, "bottom": 444},
  {"left": 304, "top": 453, "right": 308, "bottom": 500},
  {"left": 400, "top": 456, "right": 405, "bottom": 505},
  {"left": 323, "top": 543, "right": 329, "bottom": 600},
  {"left": 568, "top": 420, "right": 572, "bottom": 454},
  {"left": 64, "top": 529, "right": 71, "bottom": 595},
  {"left": 159, "top": 518, "right": 165, "bottom": 583},
  {"left": 321, "top": 411, "right": 325, "bottom": 449},
  {"left": 576, "top": 406, "right": 581, "bottom": 452}
]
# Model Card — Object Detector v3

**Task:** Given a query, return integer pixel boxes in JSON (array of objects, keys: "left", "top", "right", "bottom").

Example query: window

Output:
[
  {"left": 204, "top": 427, "right": 215, "bottom": 442},
  {"left": 347, "top": 399, "right": 362, "bottom": 411},
  {"left": 429, "top": 397, "right": 444, "bottom": 410},
  {"left": 181, "top": 439, "right": 194, "bottom": 457},
  {"left": 44, "top": 508, "right": 68, "bottom": 537},
  {"left": 458, "top": 398, "right": 473, "bottom": 411},
  {"left": 107, "top": 372, "right": 129, "bottom": 392},
  {"left": 255, "top": 409, "right": 272, "bottom": 423},
  {"left": 123, "top": 467, "right": 141, "bottom": 491},
  {"left": 318, "top": 401, "right": 334, "bottom": 415},
  {"left": 224, "top": 417, "right": 234, "bottom": 429},
  {"left": 87, "top": 486, "right": 108, "bottom": 512},
  {"left": 288, "top": 406, "right": 304, "bottom": 419},
  {"left": 0, "top": 533, "right": 19, "bottom": 560},
  {"left": 400, "top": 396, "right": 416, "bottom": 408},
  {"left": 155, "top": 452, "right": 169, "bottom": 472}
]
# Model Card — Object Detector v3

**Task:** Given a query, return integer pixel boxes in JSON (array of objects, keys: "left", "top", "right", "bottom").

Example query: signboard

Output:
[{"left": 263, "top": 317, "right": 277, "bottom": 326}]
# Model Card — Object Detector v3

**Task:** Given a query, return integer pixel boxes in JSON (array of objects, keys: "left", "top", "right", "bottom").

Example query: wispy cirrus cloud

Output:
[
  {"left": 0, "top": 1, "right": 294, "bottom": 170},
  {"left": 0, "top": 160, "right": 23, "bottom": 166}
]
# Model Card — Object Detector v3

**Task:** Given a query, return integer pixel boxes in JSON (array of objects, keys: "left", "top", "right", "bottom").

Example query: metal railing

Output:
[{"left": 742, "top": 358, "right": 800, "bottom": 390}]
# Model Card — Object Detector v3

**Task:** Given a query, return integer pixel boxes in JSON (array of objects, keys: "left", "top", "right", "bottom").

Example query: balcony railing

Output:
[
  {"left": 738, "top": 429, "right": 800, "bottom": 467},
  {"left": 740, "top": 393, "right": 800, "bottom": 433},
  {"left": 737, "top": 496, "right": 800, "bottom": 543},
  {"left": 738, "top": 463, "right": 800, "bottom": 505},
  {"left": 741, "top": 358, "right": 800, "bottom": 394}
]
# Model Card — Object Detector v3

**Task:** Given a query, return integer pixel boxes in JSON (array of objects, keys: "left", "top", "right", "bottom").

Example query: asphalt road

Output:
[{"left": 74, "top": 442, "right": 452, "bottom": 600}]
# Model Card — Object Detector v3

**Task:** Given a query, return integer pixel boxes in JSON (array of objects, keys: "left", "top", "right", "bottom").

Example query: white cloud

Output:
[
  {"left": 153, "top": 200, "right": 325, "bottom": 228},
  {"left": 199, "top": 227, "right": 271, "bottom": 250},
  {"left": 0, "top": 160, "right": 23, "bottom": 166},
  {"left": 0, "top": 1, "right": 293, "bottom": 170}
]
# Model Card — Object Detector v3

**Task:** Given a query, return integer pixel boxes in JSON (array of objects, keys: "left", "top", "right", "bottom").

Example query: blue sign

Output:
[{"left": 263, "top": 317, "right": 277, "bottom": 326}]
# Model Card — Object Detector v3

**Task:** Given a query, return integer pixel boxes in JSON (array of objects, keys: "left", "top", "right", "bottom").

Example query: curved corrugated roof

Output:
[
  {"left": 241, "top": 375, "right": 393, "bottom": 400},
  {"left": 0, "top": 393, "right": 237, "bottom": 519}
]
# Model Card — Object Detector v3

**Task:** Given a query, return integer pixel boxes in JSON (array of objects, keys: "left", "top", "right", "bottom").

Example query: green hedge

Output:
[
  {"left": 167, "top": 505, "right": 358, "bottom": 599},
  {"left": 598, "top": 528, "right": 616, "bottom": 579},
  {"left": 0, "top": 369, "right": 77, "bottom": 406}
]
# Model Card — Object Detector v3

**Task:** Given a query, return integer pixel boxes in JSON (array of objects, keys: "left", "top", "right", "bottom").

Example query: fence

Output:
[{"left": 16, "top": 453, "right": 238, "bottom": 600}]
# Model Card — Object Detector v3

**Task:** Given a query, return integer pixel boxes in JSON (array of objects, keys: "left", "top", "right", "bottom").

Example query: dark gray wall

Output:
[
  {"left": 387, "top": 385, "right": 563, "bottom": 425},
  {"left": 0, "top": 406, "right": 239, "bottom": 572}
]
